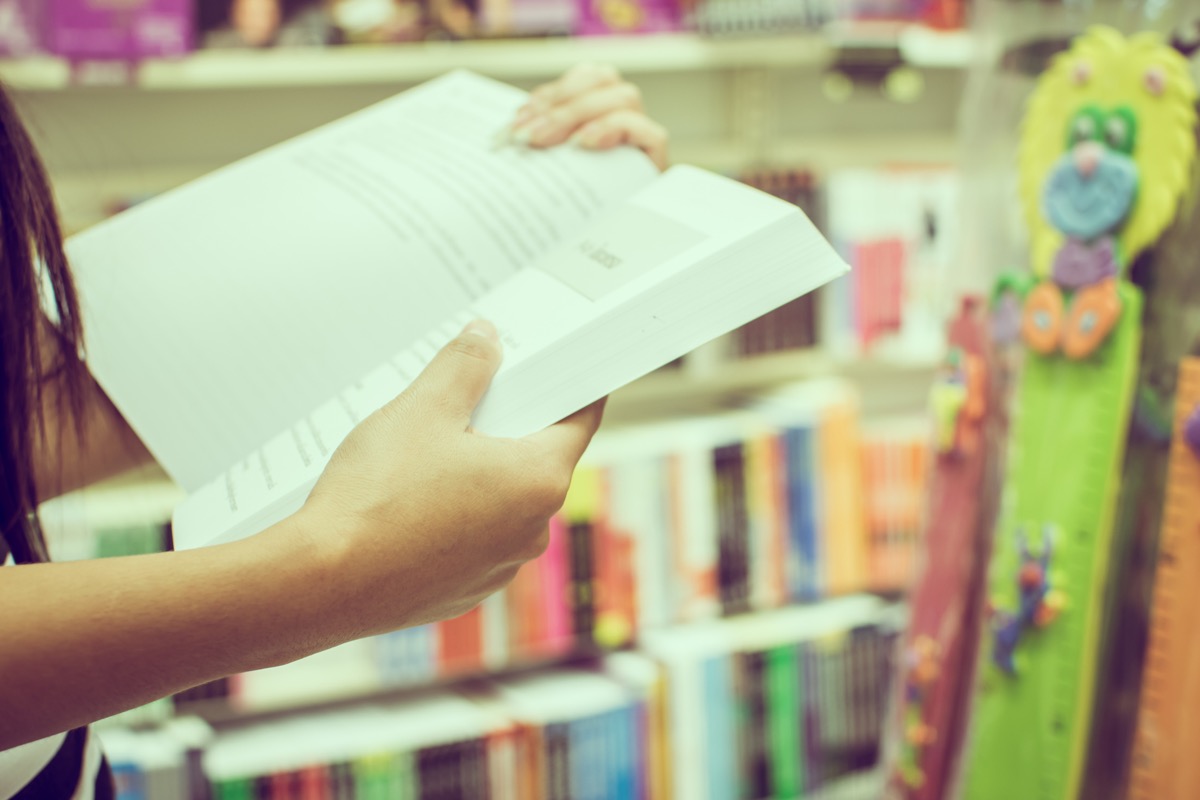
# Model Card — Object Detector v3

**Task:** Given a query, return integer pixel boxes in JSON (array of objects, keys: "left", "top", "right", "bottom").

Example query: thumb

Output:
[{"left": 404, "top": 319, "right": 503, "bottom": 427}]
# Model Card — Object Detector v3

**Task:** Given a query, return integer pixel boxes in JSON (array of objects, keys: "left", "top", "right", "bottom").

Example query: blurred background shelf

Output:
[
  {"left": 161, "top": 596, "right": 904, "bottom": 730},
  {"left": 605, "top": 348, "right": 939, "bottom": 423},
  {"left": 0, "top": 29, "right": 972, "bottom": 91}
]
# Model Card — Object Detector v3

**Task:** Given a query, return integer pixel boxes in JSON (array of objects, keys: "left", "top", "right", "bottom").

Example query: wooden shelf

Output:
[
  {"left": 605, "top": 347, "right": 939, "bottom": 424},
  {"left": 1, "top": 29, "right": 971, "bottom": 92},
  {"left": 170, "top": 595, "right": 898, "bottom": 729}
]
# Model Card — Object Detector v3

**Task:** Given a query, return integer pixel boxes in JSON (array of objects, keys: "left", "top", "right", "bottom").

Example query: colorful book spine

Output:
[
  {"left": 714, "top": 443, "right": 751, "bottom": 616},
  {"left": 818, "top": 404, "right": 870, "bottom": 597}
]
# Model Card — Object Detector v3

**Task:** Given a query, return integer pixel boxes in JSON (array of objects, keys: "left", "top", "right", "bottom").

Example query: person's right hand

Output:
[{"left": 294, "top": 319, "right": 603, "bottom": 641}]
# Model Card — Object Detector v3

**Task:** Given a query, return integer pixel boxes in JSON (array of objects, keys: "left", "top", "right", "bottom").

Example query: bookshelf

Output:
[
  {"left": 15, "top": 25, "right": 960, "bottom": 796},
  {"left": 0, "top": 29, "right": 974, "bottom": 91}
]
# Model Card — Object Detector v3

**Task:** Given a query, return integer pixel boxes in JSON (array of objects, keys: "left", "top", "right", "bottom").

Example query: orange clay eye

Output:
[
  {"left": 1021, "top": 281, "right": 1064, "bottom": 355},
  {"left": 1063, "top": 278, "right": 1122, "bottom": 359}
]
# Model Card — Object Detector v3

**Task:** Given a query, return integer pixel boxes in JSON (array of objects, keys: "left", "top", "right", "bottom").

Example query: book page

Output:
[{"left": 67, "top": 71, "right": 658, "bottom": 491}]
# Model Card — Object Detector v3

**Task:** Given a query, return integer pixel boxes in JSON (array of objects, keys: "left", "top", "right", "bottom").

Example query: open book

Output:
[{"left": 66, "top": 71, "right": 848, "bottom": 550}]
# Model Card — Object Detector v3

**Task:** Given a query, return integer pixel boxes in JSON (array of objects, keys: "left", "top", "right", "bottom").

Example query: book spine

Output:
[
  {"left": 293, "top": 765, "right": 327, "bottom": 800},
  {"left": 564, "top": 467, "right": 603, "bottom": 647},
  {"left": 820, "top": 403, "right": 868, "bottom": 597},
  {"left": 714, "top": 442, "right": 750, "bottom": 616},
  {"left": 329, "top": 761, "right": 355, "bottom": 800},
  {"left": 486, "top": 727, "right": 517, "bottom": 800},
  {"left": 439, "top": 606, "right": 484, "bottom": 677},
  {"left": 740, "top": 650, "right": 770, "bottom": 800},
  {"left": 481, "top": 588, "right": 510, "bottom": 671},
  {"left": 801, "top": 642, "right": 823, "bottom": 791},
  {"left": 506, "top": 561, "right": 535, "bottom": 660},
  {"left": 460, "top": 738, "right": 488, "bottom": 800},
  {"left": 544, "top": 722, "right": 571, "bottom": 800},
  {"left": 568, "top": 520, "right": 596, "bottom": 648},
  {"left": 614, "top": 704, "right": 636, "bottom": 800},
  {"left": 784, "top": 426, "right": 819, "bottom": 602},
  {"left": 541, "top": 515, "right": 573, "bottom": 654},
  {"left": 766, "top": 644, "right": 803, "bottom": 797},
  {"left": 671, "top": 447, "right": 719, "bottom": 621},
  {"left": 703, "top": 655, "right": 737, "bottom": 800}
]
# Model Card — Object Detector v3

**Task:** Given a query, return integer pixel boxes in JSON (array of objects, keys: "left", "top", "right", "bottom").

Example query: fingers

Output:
[
  {"left": 516, "top": 63, "right": 623, "bottom": 125},
  {"left": 523, "top": 397, "right": 607, "bottom": 470},
  {"left": 514, "top": 82, "right": 643, "bottom": 148},
  {"left": 397, "top": 319, "right": 503, "bottom": 428},
  {"left": 571, "top": 109, "right": 669, "bottom": 171}
]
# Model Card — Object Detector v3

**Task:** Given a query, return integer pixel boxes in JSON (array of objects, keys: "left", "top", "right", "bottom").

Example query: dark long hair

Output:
[{"left": 0, "top": 83, "right": 86, "bottom": 563}]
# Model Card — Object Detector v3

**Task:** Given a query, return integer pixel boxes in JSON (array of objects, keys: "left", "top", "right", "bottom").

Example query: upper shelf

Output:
[{"left": 1, "top": 28, "right": 972, "bottom": 91}]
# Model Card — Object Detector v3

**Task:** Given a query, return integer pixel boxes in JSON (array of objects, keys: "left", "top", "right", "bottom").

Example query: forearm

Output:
[{"left": 0, "top": 513, "right": 345, "bottom": 749}]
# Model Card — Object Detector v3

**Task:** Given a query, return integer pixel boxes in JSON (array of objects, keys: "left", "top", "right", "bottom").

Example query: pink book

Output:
[{"left": 540, "top": 514, "right": 573, "bottom": 654}]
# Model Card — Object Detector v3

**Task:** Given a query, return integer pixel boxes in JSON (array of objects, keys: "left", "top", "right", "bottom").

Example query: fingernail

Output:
[
  {"left": 510, "top": 123, "right": 534, "bottom": 145},
  {"left": 522, "top": 118, "right": 557, "bottom": 146},
  {"left": 463, "top": 319, "right": 498, "bottom": 340},
  {"left": 513, "top": 104, "right": 538, "bottom": 125}
]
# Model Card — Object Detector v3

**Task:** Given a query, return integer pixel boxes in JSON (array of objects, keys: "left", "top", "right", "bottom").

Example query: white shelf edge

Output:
[
  {"left": 605, "top": 348, "right": 938, "bottom": 423},
  {"left": 2, "top": 28, "right": 971, "bottom": 92}
]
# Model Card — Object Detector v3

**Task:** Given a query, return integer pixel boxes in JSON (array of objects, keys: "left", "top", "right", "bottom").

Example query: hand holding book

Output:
[
  {"left": 290, "top": 318, "right": 603, "bottom": 636},
  {"left": 509, "top": 63, "right": 670, "bottom": 170}
]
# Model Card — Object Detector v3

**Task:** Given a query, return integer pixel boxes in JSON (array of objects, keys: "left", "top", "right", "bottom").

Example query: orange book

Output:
[
  {"left": 439, "top": 606, "right": 484, "bottom": 676},
  {"left": 505, "top": 561, "right": 539, "bottom": 661},
  {"left": 820, "top": 402, "right": 868, "bottom": 595}
]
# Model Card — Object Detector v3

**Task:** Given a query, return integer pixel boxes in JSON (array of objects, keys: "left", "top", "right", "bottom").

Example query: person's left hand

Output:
[{"left": 509, "top": 63, "right": 669, "bottom": 171}]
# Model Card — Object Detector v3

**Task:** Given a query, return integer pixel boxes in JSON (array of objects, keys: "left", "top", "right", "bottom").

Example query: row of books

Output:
[
  {"left": 0, "top": 0, "right": 965, "bottom": 60},
  {"left": 47, "top": 380, "right": 927, "bottom": 715},
  {"left": 99, "top": 596, "right": 896, "bottom": 800}
]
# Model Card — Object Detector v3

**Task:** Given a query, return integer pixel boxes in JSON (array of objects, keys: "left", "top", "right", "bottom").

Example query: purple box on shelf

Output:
[
  {"left": 42, "top": 0, "right": 193, "bottom": 60},
  {"left": 0, "top": 0, "right": 44, "bottom": 57},
  {"left": 574, "top": 0, "right": 680, "bottom": 35}
]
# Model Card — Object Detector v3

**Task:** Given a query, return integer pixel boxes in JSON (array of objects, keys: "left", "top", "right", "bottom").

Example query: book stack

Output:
[
  {"left": 646, "top": 596, "right": 899, "bottom": 800},
  {"left": 43, "top": 378, "right": 924, "bottom": 722},
  {"left": 92, "top": 598, "right": 892, "bottom": 799},
  {"left": 199, "top": 663, "right": 663, "bottom": 800}
]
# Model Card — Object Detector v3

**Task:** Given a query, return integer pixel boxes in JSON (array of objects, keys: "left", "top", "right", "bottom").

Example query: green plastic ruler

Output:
[{"left": 962, "top": 283, "right": 1143, "bottom": 800}]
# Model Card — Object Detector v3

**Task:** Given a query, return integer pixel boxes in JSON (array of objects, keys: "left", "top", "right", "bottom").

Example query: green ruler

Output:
[{"left": 962, "top": 283, "right": 1143, "bottom": 800}]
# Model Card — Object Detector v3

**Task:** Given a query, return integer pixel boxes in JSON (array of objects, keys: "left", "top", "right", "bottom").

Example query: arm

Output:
[
  {"left": 3, "top": 322, "right": 603, "bottom": 748},
  {"left": 32, "top": 316, "right": 155, "bottom": 501}
]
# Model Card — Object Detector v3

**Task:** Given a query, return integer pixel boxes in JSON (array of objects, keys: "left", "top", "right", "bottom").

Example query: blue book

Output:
[
  {"left": 111, "top": 762, "right": 146, "bottom": 800},
  {"left": 611, "top": 705, "right": 635, "bottom": 800},
  {"left": 703, "top": 655, "right": 737, "bottom": 800},
  {"left": 784, "top": 426, "right": 820, "bottom": 601}
]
